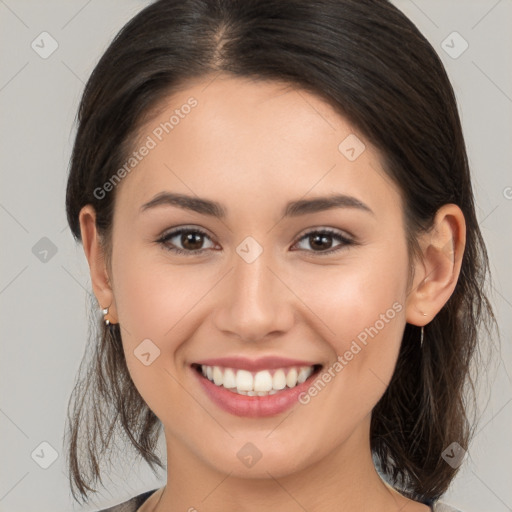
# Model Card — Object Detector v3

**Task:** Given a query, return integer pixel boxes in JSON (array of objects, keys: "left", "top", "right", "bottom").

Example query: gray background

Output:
[{"left": 0, "top": 1, "right": 511, "bottom": 511}]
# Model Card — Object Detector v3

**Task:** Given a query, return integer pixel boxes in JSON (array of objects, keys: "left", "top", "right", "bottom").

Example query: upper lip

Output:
[{"left": 193, "top": 356, "right": 321, "bottom": 372}]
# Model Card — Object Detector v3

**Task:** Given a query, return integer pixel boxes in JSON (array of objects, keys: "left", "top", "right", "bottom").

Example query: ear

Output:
[
  {"left": 78, "top": 205, "right": 118, "bottom": 325},
  {"left": 405, "top": 204, "right": 466, "bottom": 326}
]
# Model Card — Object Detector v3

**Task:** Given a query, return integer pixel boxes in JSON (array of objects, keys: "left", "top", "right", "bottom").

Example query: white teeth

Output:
[
  {"left": 273, "top": 369, "right": 287, "bottom": 390},
  {"left": 297, "top": 367, "right": 313, "bottom": 384},
  {"left": 236, "top": 369, "right": 254, "bottom": 391},
  {"left": 254, "top": 370, "right": 273, "bottom": 392},
  {"left": 213, "top": 366, "right": 223, "bottom": 386},
  {"left": 198, "top": 364, "right": 317, "bottom": 395},
  {"left": 223, "top": 368, "right": 236, "bottom": 389},
  {"left": 286, "top": 368, "right": 298, "bottom": 388}
]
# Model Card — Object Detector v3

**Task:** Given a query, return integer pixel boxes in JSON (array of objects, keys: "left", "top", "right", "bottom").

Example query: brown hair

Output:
[{"left": 64, "top": 0, "right": 497, "bottom": 505}]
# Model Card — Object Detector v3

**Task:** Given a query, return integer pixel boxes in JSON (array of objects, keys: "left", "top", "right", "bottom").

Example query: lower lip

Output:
[{"left": 192, "top": 366, "right": 320, "bottom": 418}]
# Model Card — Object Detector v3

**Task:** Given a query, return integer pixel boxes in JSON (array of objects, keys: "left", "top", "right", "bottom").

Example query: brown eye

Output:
[
  {"left": 158, "top": 228, "right": 215, "bottom": 255},
  {"left": 180, "top": 232, "right": 205, "bottom": 250},
  {"left": 293, "top": 229, "right": 354, "bottom": 255}
]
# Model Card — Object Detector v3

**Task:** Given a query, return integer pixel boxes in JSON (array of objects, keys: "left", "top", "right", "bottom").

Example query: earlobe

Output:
[
  {"left": 405, "top": 204, "right": 466, "bottom": 326},
  {"left": 78, "top": 205, "right": 118, "bottom": 324}
]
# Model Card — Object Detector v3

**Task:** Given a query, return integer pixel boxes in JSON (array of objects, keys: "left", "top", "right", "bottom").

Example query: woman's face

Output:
[{"left": 108, "top": 74, "right": 414, "bottom": 478}]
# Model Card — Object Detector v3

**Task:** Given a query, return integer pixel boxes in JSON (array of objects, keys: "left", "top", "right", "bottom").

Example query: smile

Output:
[
  {"left": 198, "top": 364, "right": 318, "bottom": 396},
  {"left": 191, "top": 359, "right": 323, "bottom": 417}
]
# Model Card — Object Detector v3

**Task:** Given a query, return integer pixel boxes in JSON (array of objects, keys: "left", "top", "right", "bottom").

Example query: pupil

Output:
[
  {"left": 311, "top": 234, "right": 331, "bottom": 250},
  {"left": 183, "top": 232, "right": 202, "bottom": 250}
]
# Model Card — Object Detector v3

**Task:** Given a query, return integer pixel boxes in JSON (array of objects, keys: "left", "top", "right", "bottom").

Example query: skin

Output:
[{"left": 79, "top": 74, "right": 466, "bottom": 512}]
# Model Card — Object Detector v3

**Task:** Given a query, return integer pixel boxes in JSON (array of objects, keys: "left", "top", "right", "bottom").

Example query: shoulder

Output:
[
  {"left": 96, "top": 489, "right": 159, "bottom": 512},
  {"left": 432, "top": 501, "right": 464, "bottom": 512}
]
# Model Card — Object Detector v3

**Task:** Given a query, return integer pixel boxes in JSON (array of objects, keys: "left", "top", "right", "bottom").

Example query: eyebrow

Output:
[{"left": 140, "top": 191, "right": 374, "bottom": 218}]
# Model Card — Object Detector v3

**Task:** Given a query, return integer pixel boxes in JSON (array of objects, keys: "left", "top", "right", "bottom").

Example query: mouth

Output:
[
  {"left": 192, "top": 363, "right": 322, "bottom": 396},
  {"left": 191, "top": 360, "right": 323, "bottom": 417}
]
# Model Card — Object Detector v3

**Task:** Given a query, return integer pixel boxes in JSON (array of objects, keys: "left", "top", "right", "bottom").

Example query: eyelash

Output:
[{"left": 156, "top": 227, "right": 355, "bottom": 256}]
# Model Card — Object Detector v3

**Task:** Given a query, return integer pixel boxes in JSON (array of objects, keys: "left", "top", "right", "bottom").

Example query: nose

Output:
[{"left": 212, "top": 248, "right": 295, "bottom": 343}]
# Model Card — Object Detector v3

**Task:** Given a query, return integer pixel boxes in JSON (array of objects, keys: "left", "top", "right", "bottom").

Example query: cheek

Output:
[
  {"left": 110, "top": 246, "right": 219, "bottom": 413},
  {"left": 294, "top": 241, "right": 409, "bottom": 406},
  {"left": 109, "top": 246, "right": 176, "bottom": 394},
  {"left": 298, "top": 244, "right": 407, "bottom": 344},
  {"left": 112, "top": 242, "right": 205, "bottom": 343}
]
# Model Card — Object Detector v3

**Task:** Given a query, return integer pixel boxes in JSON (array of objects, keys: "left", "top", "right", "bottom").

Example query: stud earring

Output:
[{"left": 102, "top": 306, "right": 110, "bottom": 326}]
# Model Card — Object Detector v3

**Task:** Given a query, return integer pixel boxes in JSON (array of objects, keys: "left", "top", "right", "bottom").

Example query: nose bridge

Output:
[
  {"left": 213, "top": 242, "right": 293, "bottom": 341},
  {"left": 235, "top": 249, "right": 272, "bottom": 305}
]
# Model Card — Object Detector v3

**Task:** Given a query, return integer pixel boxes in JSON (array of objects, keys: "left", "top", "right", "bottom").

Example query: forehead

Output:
[{"left": 115, "top": 74, "right": 401, "bottom": 221}]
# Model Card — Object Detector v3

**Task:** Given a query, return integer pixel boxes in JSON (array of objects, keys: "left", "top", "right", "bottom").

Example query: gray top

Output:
[{"left": 97, "top": 489, "right": 463, "bottom": 511}]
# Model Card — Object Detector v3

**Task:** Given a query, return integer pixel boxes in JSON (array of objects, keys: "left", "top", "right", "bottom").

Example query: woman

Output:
[{"left": 64, "top": 1, "right": 496, "bottom": 511}]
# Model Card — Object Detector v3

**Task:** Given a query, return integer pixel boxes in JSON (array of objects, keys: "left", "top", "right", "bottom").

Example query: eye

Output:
[
  {"left": 292, "top": 228, "right": 354, "bottom": 255},
  {"left": 157, "top": 227, "right": 216, "bottom": 255}
]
